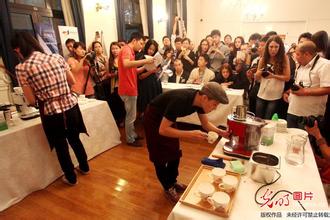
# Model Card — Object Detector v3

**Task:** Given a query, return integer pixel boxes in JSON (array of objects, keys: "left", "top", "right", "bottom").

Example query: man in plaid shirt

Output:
[{"left": 11, "top": 32, "right": 89, "bottom": 185}]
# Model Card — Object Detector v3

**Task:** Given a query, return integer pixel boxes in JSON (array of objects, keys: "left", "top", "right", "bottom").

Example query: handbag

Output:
[{"left": 94, "top": 78, "right": 111, "bottom": 100}]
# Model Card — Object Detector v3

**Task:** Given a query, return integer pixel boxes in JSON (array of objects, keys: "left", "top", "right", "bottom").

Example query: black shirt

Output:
[{"left": 150, "top": 89, "right": 205, "bottom": 122}]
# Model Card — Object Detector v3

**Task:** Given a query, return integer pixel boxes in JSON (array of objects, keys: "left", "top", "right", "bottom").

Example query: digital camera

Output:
[
  {"left": 261, "top": 64, "right": 273, "bottom": 77},
  {"left": 291, "top": 81, "right": 304, "bottom": 91},
  {"left": 85, "top": 51, "right": 96, "bottom": 64},
  {"left": 299, "top": 115, "right": 324, "bottom": 128}
]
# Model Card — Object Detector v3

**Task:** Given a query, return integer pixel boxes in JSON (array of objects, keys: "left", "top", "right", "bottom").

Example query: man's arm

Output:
[
  {"left": 123, "top": 57, "right": 154, "bottom": 69},
  {"left": 198, "top": 114, "right": 230, "bottom": 138},
  {"left": 291, "top": 86, "right": 330, "bottom": 96},
  {"left": 186, "top": 69, "right": 197, "bottom": 84},
  {"left": 159, "top": 117, "right": 208, "bottom": 141}
]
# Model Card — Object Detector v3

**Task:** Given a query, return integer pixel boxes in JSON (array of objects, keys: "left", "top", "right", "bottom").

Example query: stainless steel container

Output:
[
  {"left": 234, "top": 105, "right": 248, "bottom": 120},
  {"left": 249, "top": 152, "right": 280, "bottom": 184}
]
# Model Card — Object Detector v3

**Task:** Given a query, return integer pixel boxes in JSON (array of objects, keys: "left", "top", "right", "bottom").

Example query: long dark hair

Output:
[
  {"left": 11, "top": 32, "right": 44, "bottom": 58},
  {"left": 219, "top": 63, "right": 233, "bottom": 77},
  {"left": 143, "top": 39, "right": 158, "bottom": 56},
  {"left": 197, "top": 39, "right": 209, "bottom": 56},
  {"left": 262, "top": 35, "right": 286, "bottom": 75},
  {"left": 312, "top": 31, "right": 328, "bottom": 55},
  {"left": 108, "top": 42, "right": 121, "bottom": 70},
  {"left": 232, "top": 36, "right": 245, "bottom": 56}
]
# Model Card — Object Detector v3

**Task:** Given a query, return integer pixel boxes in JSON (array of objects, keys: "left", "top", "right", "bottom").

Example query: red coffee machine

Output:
[{"left": 224, "top": 106, "right": 266, "bottom": 159}]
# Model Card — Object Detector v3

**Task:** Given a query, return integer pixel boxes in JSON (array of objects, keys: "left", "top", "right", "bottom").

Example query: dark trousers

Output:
[
  {"left": 154, "top": 159, "right": 180, "bottom": 191},
  {"left": 52, "top": 130, "right": 89, "bottom": 182},
  {"left": 256, "top": 97, "right": 279, "bottom": 119}
]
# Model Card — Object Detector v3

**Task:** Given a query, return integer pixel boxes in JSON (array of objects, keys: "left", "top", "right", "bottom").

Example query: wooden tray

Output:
[{"left": 179, "top": 165, "right": 241, "bottom": 217}]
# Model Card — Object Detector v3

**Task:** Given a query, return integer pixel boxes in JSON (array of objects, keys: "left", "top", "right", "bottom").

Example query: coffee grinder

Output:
[{"left": 224, "top": 105, "right": 266, "bottom": 159}]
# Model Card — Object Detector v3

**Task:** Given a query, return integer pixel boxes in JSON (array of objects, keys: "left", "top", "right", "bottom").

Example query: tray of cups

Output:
[{"left": 179, "top": 165, "right": 241, "bottom": 217}]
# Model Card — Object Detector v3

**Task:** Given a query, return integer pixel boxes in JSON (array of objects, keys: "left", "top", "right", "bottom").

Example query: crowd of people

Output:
[{"left": 10, "top": 16, "right": 330, "bottom": 203}]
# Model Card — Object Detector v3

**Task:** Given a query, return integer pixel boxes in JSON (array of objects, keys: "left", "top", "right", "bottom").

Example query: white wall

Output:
[
  {"left": 82, "top": 0, "right": 118, "bottom": 55},
  {"left": 81, "top": 0, "right": 330, "bottom": 50},
  {"left": 187, "top": 0, "right": 330, "bottom": 45}
]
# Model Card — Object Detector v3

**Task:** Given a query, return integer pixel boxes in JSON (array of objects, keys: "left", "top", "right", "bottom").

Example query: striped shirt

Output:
[{"left": 16, "top": 51, "right": 77, "bottom": 115}]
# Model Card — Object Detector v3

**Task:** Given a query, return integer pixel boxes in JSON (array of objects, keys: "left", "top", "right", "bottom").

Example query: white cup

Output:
[
  {"left": 218, "top": 175, "right": 238, "bottom": 193},
  {"left": 195, "top": 182, "right": 215, "bottom": 200},
  {"left": 207, "top": 191, "right": 230, "bottom": 210},
  {"left": 207, "top": 131, "right": 219, "bottom": 144},
  {"left": 79, "top": 94, "right": 86, "bottom": 99},
  {"left": 208, "top": 168, "right": 226, "bottom": 183},
  {"left": 13, "top": 87, "right": 23, "bottom": 94}
]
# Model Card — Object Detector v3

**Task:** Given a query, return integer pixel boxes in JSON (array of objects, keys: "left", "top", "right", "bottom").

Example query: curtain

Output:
[
  {"left": 176, "top": 0, "right": 187, "bottom": 37},
  {"left": 166, "top": 0, "right": 174, "bottom": 37},
  {"left": 70, "top": 0, "right": 85, "bottom": 44},
  {"left": 146, "top": 0, "right": 153, "bottom": 38},
  {"left": 115, "top": 0, "right": 125, "bottom": 41},
  {"left": 167, "top": 0, "right": 187, "bottom": 37},
  {"left": 0, "top": 0, "right": 18, "bottom": 86},
  {"left": 182, "top": 0, "right": 187, "bottom": 33},
  {"left": 139, "top": 0, "right": 153, "bottom": 38},
  {"left": 139, "top": 0, "right": 149, "bottom": 36},
  {"left": 61, "top": 0, "right": 75, "bottom": 26}
]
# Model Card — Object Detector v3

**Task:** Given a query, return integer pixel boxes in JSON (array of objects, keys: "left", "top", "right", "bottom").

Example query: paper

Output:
[
  {"left": 157, "top": 59, "right": 172, "bottom": 80},
  {"left": 144, "top": 52, "right": 163, "bottom": 71}
]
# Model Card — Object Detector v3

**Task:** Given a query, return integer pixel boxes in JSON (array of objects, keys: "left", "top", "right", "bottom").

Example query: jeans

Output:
[
  {"left": 154, "top": 159, "right": 180, "bottom": 190},
  {"left": 256, "top": 97, "right": 279, "bottom": 119},
  {"left": 120, "top": 95, "right": 138, "bottom": 143}
]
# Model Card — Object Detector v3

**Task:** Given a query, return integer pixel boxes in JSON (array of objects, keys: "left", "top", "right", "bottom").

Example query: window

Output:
[
  {"left": 116, "top": 0, "right": 143, "bottom": 41},
  {"left": 8, "top": 0, "right": 65, "bottom": 54},
  {"left": 15, "top": 0, "right": 46, "bottom": 8}
]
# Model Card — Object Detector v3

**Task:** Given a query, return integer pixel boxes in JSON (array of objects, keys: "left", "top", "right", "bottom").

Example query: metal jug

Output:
[{"left": 232, "top": 105, "right": 248, "bottom": 121}]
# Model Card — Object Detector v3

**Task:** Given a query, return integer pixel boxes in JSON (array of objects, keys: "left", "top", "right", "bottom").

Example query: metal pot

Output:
[{"left": 249, "top": 151, "right": 280, "bottom": 184}]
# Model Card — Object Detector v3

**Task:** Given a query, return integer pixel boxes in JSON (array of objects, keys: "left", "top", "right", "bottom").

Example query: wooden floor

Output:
[{"left": 0, "top": 120, "right": 217, "bottom": 220}]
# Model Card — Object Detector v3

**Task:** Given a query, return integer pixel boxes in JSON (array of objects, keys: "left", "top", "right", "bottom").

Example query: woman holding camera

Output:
[
  {"left": 255, "top": 35, "right": 290, "bottom": 119},
  {"left": 91, "top": 41, "right": 111, "bottom": 101},
  {"left": 67, "top": 42, "right": 94, "bottom": 98}
]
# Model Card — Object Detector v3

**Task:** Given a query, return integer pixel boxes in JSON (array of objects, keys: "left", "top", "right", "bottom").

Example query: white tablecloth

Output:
[
  {"left": 161, "top": 82, "right": 244, "bottom": 127},
  {"left": 0, "top": 99, "right": 121, "bottom": 211},
  {"left": 168, "top": 129, "right": 329, "bottom": 220}
]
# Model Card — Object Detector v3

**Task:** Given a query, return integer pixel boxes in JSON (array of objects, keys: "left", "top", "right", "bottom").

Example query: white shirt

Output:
[
  {"left": 288, "top": 55, "right": 330, "bottom": 116},
  {"left": 187, "top": 67, "right": 215, "bottom": 84},
  {"left": 175, "top": 70, "right": 183, "bottom": 83},
  {"left": 257, "top": 65, "right": 285, "bottom": 100}
]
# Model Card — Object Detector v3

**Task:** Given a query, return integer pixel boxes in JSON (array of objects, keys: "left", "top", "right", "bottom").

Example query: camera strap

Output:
[
  {"left": 294, "top": 54, "right": 320, "bottom": 86},
  {"left": 83, "top": 65, "right": 91, "bottom": 94}
]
